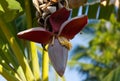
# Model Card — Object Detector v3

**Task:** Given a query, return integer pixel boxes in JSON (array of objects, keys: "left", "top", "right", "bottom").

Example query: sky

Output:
[{"left": 0, "top": 75, "right": 6, "bottom": 81}]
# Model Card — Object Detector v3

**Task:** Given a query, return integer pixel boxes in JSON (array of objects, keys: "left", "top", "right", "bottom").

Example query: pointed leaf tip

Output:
[
  {"left": 59, "top": 15, "right": 88, "bottom": 39},
  {"left": 48, "top": 39, "right": 68, "bottom": 76},
  {"left": 49, "top": 7, "right": 71, "bottom": 33},
  {"left": 17, "top": 27, "right": 53, "bottom": 44}
]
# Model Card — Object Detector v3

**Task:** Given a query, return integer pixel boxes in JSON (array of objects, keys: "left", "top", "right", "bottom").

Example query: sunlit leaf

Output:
[{"left": 0, "top": 0, "right": 23, "bottom": 22}]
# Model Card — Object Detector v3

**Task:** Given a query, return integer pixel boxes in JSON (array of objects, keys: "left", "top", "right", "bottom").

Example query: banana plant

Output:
[
  {"left": 0, "top": 0, "right": 88, "bottom": 81},
  {"left": 1, "top": 0, "right": 118, "bottom": 81}
]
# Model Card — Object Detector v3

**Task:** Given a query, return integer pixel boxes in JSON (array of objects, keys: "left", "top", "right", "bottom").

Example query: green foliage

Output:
[
  {"left": 0, "top": 0, "right": 40, "bottom": 81},
  {"left": 102, "top": 66, "right": 120, "bottom": 81},
  {"left": 0, "top": 0, "right": 23, "bottom": 22}
]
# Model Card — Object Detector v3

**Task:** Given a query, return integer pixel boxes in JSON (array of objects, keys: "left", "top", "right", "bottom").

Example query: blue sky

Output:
[{"left": 0, "top": 75, "right": 6, "bottom": 81}]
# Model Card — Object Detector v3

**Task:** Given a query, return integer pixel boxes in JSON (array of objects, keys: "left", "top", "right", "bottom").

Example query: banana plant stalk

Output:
[
  {"left": 42, "top": 46, "right": 49, "bottom": 81},
  {"left": 25, "top": 0, "right": 41, "bottom": 80}
]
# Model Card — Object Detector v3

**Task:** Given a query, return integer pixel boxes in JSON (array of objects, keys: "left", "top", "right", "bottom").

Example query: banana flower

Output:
[{"left": 17, "top": 7, "right": 88, "bottom": 76}]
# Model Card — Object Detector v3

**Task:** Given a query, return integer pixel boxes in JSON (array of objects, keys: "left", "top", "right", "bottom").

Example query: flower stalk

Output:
[
  {"left": 42, "top": 46, "right": 49, "bottom": 81},
  {"left": 24, "top": 0, "right": 41, "bottom": 80}
]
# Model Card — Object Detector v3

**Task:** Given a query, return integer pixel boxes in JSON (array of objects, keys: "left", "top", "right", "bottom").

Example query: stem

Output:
[
  {"left": 30, "top": 42, "right": 41, "bottom": 81},
  {"left": 61, "top": 76, "right": 66, "bottom": 81},
  {"left": 24, "top": 0, "right": 32, "bottom": 28},
  {"left": 42, "top": 47, "right": 49, "bottom": 81},
  {"left": 24, "top": 0, "right": 33, "bottom": 61},
  {"left": 24, "top": 0, "right": 41, "bottom": 80}
]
